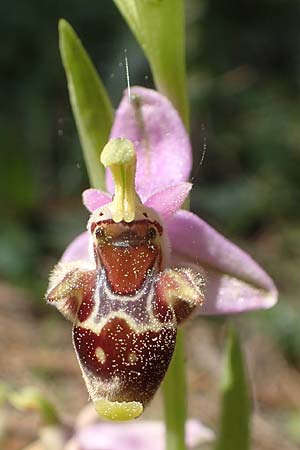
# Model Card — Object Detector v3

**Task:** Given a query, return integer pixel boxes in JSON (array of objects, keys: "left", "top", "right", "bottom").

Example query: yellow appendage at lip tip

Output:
[
  {"left": 100, "top": 138, "right": 139, "bottom": 223},
  {"left": 94, "top": 398, "right": 143, "bottom": 421}
]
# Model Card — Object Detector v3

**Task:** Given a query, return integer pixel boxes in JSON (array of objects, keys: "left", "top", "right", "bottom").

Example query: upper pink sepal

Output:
[
  {"left": 82, "top": 189, "right": 111, "bottom": 212},
  {"left": 145, "top": 182, "right": 192, "bottom": 220},
  {"left": 61, "top": 231, "right": 91, "bottom": 263},
  {"left": 167, "top": 210, "right": 277, "bottom": 314},
  {"left": 108, "top": 87, "right": 192, "bottom": 201}
]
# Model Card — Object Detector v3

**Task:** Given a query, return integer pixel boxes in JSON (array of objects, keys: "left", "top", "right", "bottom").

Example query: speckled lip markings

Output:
[{"left": 47, "top": 213, "right": 204, "bottom": 420}]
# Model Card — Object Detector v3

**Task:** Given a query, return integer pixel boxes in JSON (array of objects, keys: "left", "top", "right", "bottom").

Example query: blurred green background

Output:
[
  {"left": 1, "top": 1, "right": 300, "bottom": 448},
  {"left": 1, "top": 0, "right": 300, "bottom": 360}
]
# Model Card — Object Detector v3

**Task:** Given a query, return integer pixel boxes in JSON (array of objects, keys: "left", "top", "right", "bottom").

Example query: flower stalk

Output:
[{"left": 163, "top": 329, "right": 187, "bottom": 450}]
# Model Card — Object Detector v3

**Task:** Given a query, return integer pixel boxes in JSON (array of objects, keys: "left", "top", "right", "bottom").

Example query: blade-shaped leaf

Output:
[
  {"left": 59, "top": 19, "right": 114, "bottom": 190},
  {"left": 112, "top": 0, "right": 189, "bottom": 128},
  {"left": 215, "top": 327, "right": 251, "bottom": 450}
]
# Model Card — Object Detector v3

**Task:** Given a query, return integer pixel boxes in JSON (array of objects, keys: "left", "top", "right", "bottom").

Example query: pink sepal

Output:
[
  {"left": 167, "top": 210, "right": 277, "bottom": 314},
  {"left": 61, "top": 231, "right": 91, "bottom": 263},
  {"left": 108, "top": 87, "right": 192, "bottom": 200}
]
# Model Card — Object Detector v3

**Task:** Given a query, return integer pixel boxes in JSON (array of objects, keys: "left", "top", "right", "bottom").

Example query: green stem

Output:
[
  {"left": 160, "top": 0, "right": 189, "bottom": 443},
  {"left": 113, "top": 0, "right": 189, "bottom": 130},
  {"left": 163, "top": 328, "right": 187, "bottom": 450}
]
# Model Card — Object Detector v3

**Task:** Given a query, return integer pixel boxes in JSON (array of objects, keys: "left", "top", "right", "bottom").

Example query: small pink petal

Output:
[
  {"left": 75, "top": 419, "right": 214, "bottom": 450},
  {"left": 145, "top": 183, "right": 192, "bottom": 220},
  {"left": 61, "top": 231, "right": 91, "bottom": 263},
  {"left": 82, "top": 189, "right": 111, "bottom": 212},
  {"left": 108, "top": 87, "right": 192, "bottom": 200},
  {"left": 167, "top": 210, "right": 277, "bottom": 314}
]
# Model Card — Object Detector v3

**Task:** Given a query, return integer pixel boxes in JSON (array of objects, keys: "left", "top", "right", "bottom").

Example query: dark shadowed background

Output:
[{"left": 1, "top": 1, "right": 300, "bottom": 449}]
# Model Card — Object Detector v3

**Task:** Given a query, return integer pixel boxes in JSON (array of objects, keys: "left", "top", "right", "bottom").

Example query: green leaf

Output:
[
  {"left": 112, "top": 0, "right": 189, "bottom": 128},
  {"left": 215, "top": 327, "right": 251, "bottom": 450},
  {"left": 59, "top": 19, "right": 114, "bottom": 190}
]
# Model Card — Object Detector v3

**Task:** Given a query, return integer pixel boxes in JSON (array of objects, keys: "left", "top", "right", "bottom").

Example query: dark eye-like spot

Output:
[
  {"left": 147, "top": 227, "right": 157, "bottom": 240},
  {"left": 95, "top": 228, "right": 105, "bottom": 238},
  {"left": 95, "top": 227, "right": 111, "bottom": 244}
]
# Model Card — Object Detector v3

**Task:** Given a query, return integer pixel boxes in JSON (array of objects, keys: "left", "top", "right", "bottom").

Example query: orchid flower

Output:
[
  {"left": 15, "top": 395, "right": 213, "bottom": 450},
  {"left": 46, "top": 87, "right": 277, "bottom": 422},
  {"left": 64, "top": 418, "right": 214, "bottom": 450}
]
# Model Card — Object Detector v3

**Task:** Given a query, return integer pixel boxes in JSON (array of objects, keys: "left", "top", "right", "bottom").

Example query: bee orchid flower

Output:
[
  {"left": 46, "top": 87, "right": 277, "bottom": 422},
  {"left": 64, "top": 418, "right": 214, "bottom": 450}
]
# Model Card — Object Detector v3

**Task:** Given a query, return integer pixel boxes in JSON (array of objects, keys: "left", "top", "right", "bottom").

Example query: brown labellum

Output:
[{"left": 46, "top": 218, "right": 204, "bottom": 421}]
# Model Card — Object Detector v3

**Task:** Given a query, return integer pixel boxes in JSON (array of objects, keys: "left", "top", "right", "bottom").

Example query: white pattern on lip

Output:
[{"left": 95, "top": 347, "right": 106, "bottom": 364}]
